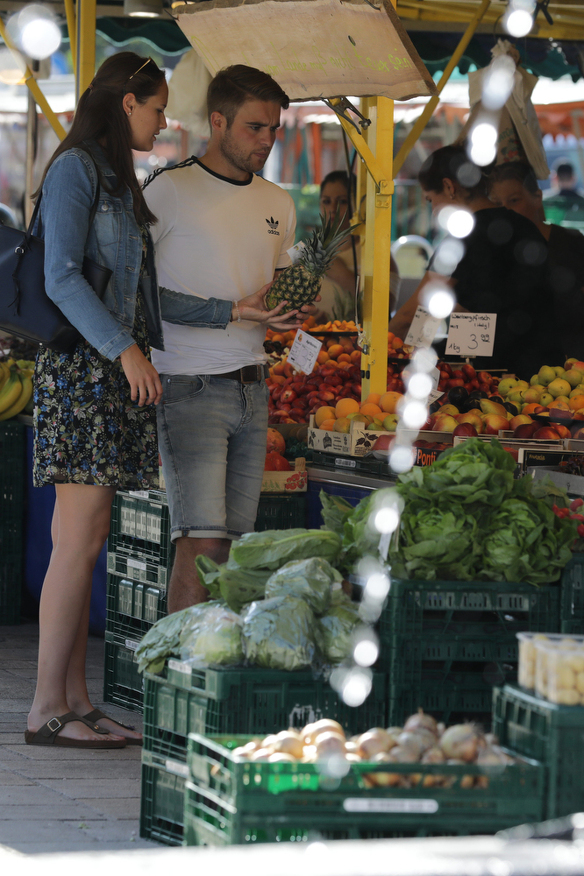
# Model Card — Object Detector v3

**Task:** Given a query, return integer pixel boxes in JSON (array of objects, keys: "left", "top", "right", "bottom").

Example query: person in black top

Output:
[
  {"left": 388, "top": 145, "right": 564, "bottom": 379},
  {"left": 488, "top": 160, "right": 584, "bottom": 361}
]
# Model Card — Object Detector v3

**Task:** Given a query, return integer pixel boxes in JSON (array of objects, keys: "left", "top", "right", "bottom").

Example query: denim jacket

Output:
[{"left": 40, "top": 141, "right": 232, "bottom": 360}]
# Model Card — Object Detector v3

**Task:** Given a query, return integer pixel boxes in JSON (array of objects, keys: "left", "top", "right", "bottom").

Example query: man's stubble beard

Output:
[{"left": 219, "top": 129, "right": 269, "bottom": 176}]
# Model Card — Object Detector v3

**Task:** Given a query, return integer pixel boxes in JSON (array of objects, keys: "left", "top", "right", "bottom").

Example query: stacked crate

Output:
[
  {"left": 376, "top": 576, "right": 561, "bottom": 727},
  {"left": 0, "top": 422, "right": 26, "bottom": 625},
  {"left": 104, "top": 489, "right": 173, "bottom": 711}
]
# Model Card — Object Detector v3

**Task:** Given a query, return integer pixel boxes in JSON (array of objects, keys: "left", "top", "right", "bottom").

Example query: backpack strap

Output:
[{"left": 142, "top": 155, "right": 198, "bottom": 190}]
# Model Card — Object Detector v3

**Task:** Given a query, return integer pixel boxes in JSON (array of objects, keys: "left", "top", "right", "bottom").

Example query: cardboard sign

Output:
[
  {"left": 405, "top": 306, "right": 442, "bottom": 349},
  {"left": 176, "top": 0, "right": 437, "bottom": 102},
  {"left": 287, "top": 329, "right": 322, "bottom": 374},
  {"left": 445, "top": 312, "right": 497, "bottom": 358}
]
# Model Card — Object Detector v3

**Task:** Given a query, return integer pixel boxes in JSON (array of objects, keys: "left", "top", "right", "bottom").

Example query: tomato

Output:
[{"left": 264, "top": 451, "right": 292, "bottom": 472}]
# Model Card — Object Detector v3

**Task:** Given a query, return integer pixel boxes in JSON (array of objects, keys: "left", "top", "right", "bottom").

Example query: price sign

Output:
[
  {"left": 287, "top": 329, "right": 322, "bottom": 375},
  {"left": 445, "top": 312, "right": 497, "bottom": 358},
  {"left": 405, "top": 306, "right": 442, "bottom": 348}
]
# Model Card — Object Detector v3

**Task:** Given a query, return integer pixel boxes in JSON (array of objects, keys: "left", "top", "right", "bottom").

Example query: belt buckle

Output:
[{"left": 241, "top": 365, "right": 261, "bottom": 384}]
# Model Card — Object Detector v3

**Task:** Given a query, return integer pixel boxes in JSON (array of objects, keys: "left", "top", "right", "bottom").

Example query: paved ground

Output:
[{"left": 0, "top": 620, "right": 157, "bottom": 854}]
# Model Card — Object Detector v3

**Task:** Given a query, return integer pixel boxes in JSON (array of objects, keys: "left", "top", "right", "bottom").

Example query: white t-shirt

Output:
[{"left": 145, "top": 159, "right": 296, "bottom": 375}]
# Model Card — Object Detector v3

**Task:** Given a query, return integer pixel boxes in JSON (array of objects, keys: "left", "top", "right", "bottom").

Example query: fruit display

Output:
[
  {"left": 228, "top": 712, "right": 515, "bottom": 789},
  {"left": 267, "top": 333, "right": 408, "bottom": 425},
  {"left": 519, "top": 633, "right": 584, "bottom": 706},
  {"left": 265, "top": 212, "right": 354, "bottom": 314},
  {"left": 0, "top": 358, "right": 34, "bottom": 420}
]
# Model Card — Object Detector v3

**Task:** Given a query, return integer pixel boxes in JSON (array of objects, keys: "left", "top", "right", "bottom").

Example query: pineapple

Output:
[{"left": 265, "top": 211, "right": 355, "bottom": 313}]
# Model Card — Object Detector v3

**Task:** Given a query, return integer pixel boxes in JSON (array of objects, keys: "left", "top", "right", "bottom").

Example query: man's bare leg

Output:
[{"left": 167, "top": 536, "right": 230, "bottom": 613}]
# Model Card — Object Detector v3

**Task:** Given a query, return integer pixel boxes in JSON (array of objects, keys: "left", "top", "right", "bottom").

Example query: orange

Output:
[
  {"left": 522, "top": 403, "right": 544, "bottom": 415},
  {"left": 316, "top": 350, "right": 329, "bottom": 364},
  {"left": 327, "top": 344, "right": 344, "bottom": 360},
  {"left": 335, "top": 398, "right": 360, "bottom": 419},
  {"left": 320, "top": 418, "right": 336, "bottom": 431},
  {"left": 350, "top": 350, "right": 361, "bottom": 365},
  {"left": 387, "top": 331, "right": 395, "bottom": 343},
  {"left": 379, "top": 391, "right": 403, "bottom": 414},
  {"left": 569, "top": 394, "right": 584, "bottom": 411},
  {"left": 392, "top": 337, "right": 404, "bottom": 350},
  {"left": 271, "top": 333, "right": 285, "bottom": 345},
  {"left": 365, "top": 392, "right": 381, "bottom": 405},
  {"left": 359, "top": 402, "right": 383, "bottom": 417},
  {"left": 315, "top": 405, "right": 337, "bottom": 427},
  {"left": 270, "top": 374, "right": 286, "bottom": 385},
  {"left": 337, "top": 354, "right": 351, "bottom": 364}
]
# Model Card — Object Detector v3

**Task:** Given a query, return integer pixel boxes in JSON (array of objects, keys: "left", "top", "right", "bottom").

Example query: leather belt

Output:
[{"left": 212, "top": 364, "right": 269, "bottom": 384}]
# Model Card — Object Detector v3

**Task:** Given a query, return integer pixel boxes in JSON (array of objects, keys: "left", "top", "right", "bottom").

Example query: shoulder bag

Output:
[{"left": 0, "top": 149, "right": 113, "bottom": 354}]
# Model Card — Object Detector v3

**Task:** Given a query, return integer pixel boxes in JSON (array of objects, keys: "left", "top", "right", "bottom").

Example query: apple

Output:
[
  {"left": 509, "top": 414, "right": 534, "bottom": 430},
  {"left": 433, "top": 415, "right": 459, "bottom": 433},
  {"left": 382, "top": 414, "right": 398, "bottom": 432},
  {"left": 571, "top": 426, "right": 584, "bottom": 440},
  {"left": 533, "top": 426, "right": 561, "bottom": 440},
  {"left": 513, "top": 422, "right": 539, "bottom": 439},
  {"left": 456, "top": 412, "right": 484, "bottom": 433},
  {"left": 461, "top": 363, "right": 477, "bottom": 381},
  {"left": 478, "top": 371, "right": 493, "bottom": 385},
  {"left": 453, "top": 423, "right": 478, "bottom": 437},
  {"left": 564, "top": 369, "right": 584, "bottom": 388},
  {"left": 372, "top": 434, "right": 395, "bottom": 453},
  {"left": 483, "top": 414, "right": 510, "bottom": 435}
]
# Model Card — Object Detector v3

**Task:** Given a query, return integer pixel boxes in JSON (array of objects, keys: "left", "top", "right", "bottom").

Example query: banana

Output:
[
  {"left": 0, "top": 362, "right": 9, "bottom": 394},
  {"left": 0, "top": 370, "right": 23, "bottom": 414},
  {"left": 0, "top": 373, "right": 31, "bottom": 421}
]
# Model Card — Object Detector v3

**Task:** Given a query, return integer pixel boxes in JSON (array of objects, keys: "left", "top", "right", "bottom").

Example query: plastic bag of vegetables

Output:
[
  {"left": 317, "top": 588, "right": 361, "bottom": 664},
  {"left": 179, "top": 603, "right": 243, "bottom": 667},
  {"left": 230, "top": 528, "right": 341, "bottom": 571},
  {"left": 241, "top": 596, "right": 317, "bottom": 670},
  {"left": 135, "top": 605, "right": 198, "bottom": 674},
  {"left": 264, "top": 557, "right": 342, "bottom": 614}
]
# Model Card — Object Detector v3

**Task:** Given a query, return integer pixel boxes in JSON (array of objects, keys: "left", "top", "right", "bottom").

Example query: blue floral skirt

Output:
[{"left": 32, "top": 293, "right": 159, "bottom": 489}]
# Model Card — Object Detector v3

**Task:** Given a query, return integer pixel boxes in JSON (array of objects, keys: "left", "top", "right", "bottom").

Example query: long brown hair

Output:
[{"left": 37, "top": 52, "right": 165, "bottom": 225}]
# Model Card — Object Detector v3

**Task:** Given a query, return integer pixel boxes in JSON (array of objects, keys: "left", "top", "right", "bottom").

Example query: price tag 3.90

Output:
[{"left": 445, "top": 312, "right": 497, "bottom": 358}]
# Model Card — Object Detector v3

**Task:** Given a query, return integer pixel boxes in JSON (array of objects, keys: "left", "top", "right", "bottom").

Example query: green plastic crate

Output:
[
  {"left": 182, "top": 733, "right": 544, "bottom": 846},
  {"left": 109, "top": 491, "right": 174, "bottom": 567},
  {"left": 560, "top": 553, "right": 584, "bottom": 634},
  {"left": 388, "top": 670, "right": 505, "bottom": 729},
  {"left": 143, "top": 661, "right": 387, "bottom": 762},
  {"left": 105, "top": 573, "right": 166, "bottom": 638},
  {"left": 140, "top": 750, "right": 187, "bottom": 845},
  {"left": 492, "top": 684, "right": 584, "bottom": 819},
  {"left": 255, "top": 493, "right": 306, "bottom": 531},
  {"left": 0, "top": 421, "right": 25, "bottom": 624},
  {"left": 103, "top": 632, "right": 144, "bottom": 713}
]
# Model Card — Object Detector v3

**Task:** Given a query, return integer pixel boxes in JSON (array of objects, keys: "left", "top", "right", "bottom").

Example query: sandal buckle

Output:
[{"left": 47, "top": 717, "right": 62, "bottom": 732}]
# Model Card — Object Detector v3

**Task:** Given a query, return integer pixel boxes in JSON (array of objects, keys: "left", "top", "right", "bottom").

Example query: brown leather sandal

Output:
[
  {"left": 24, "top": 711, "right": 127, "bottom": 748},
  {"left": 83, "top": 708, "right": 143, "bottom": 746}
]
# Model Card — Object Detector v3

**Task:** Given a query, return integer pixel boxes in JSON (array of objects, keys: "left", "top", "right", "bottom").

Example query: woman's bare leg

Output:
[{"left": 27, "top": 483, "right": 123, "bottom": 743}]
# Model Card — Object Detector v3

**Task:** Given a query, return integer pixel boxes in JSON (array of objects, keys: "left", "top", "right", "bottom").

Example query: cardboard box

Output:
[
  {"left": 307, "top": 417, "right": 453, "bottom": 459},
  {"left": 261, "top": 457, "right": 307, "bottom": 493}
]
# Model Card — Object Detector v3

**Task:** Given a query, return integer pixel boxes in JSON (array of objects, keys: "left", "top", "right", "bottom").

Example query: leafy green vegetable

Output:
[
  {"left": 194, "top": 555, "right": 222, "bottom": 599},
  {"left": 179, "top": 604, "right": 243, "bottom": 667},
  {"left": 480, "top": 495, "right": 576, "bottom": 584},
  {"left": 341, "top": 488, "right": 403, "bottom": 574},
  {"left": 217, "top": 560, "right": 272, "bottom": 613},
  {"left": 230, "top": 528, "right": 341, "bottom": 571},
  {"left": 264, "top": 557, "right": 341, "bottom": 614},
  {"left": 135, "top": 606, "right": 197, "bottom": 674},
  {"left": 388, "top": 499, "right": 480, "bottom": 581},
  {"left": 317, "top": 591, "right": 360, "bottom": 663},
  {"left": 241, "top": 596, "right": 317, "bottom": 670},
  {"left": 319, "top": 490, "right": 354, "bottom": 536}
]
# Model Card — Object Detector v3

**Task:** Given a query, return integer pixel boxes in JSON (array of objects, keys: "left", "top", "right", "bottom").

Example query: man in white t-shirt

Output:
[{"left": 145, "top": 65, "right": 298, "bottom": 612}]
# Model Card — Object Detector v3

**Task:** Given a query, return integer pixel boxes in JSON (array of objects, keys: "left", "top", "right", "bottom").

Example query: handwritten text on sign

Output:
[
  {"left": 445, "top": 313, "right": 497, "bottom": 358},
  {"left": 405, "top": 305, "right": 442, "bottom": 349},
  {"left": 287, "top": 329, "right": 322, "bottom": 375}
]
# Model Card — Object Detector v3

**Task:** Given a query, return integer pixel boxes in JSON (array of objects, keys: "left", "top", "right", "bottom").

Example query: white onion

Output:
[
  {"left": 421, "top": 745, "right": 445, "bottom": 764},
  {"left": 403, "top": 708, "right": 438, "bottom": 736},
  {"left": 357, "top": 728, "right": 396, "bottom": 759},
  {"left": 398, "top": 728, "right": 436, "bottom": 756},
  {"left": 314, "top": 731, "right": 346, "bottom": 758},
  {"left": 439, "top": 723, "right": 481, "bottom": 762}
]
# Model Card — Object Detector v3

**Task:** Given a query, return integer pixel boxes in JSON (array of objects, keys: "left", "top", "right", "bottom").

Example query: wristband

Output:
[{"left": 233, "top": 300, "right": 241, "bottom": 323}]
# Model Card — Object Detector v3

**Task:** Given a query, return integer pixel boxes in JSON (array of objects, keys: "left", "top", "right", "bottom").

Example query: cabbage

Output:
[
  {"left": 230, "top": 529, "right": 341, "bottom": 570},
  {"left": 241, "top": 596, "right": 317, "bottom": 670},
  {"left": 179, "top": 604, "right": 243, "bottom": 667},
  {"left": 317, "top": 592, "right": 360, "bottom": 663},
  {"left": 264, "top": 557, "right": 342, "bottom": 614}
]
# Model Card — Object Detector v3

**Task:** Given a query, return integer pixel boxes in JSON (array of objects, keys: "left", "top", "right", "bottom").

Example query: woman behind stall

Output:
[
  {"left": 388, "top": 144, "right": 563, "bottom": 379},
  {"left": 487, "top": 160, "right": 584, "bottom": 361},
  {"left": 317, "top": 170, "right": 400, "bottom": 322},
  {"left": 26, "top": 53, "right": 301, "bottom": 749}
]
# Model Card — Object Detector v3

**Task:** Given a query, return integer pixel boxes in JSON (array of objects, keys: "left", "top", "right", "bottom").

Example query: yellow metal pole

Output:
[
  {"left": 361, "top": 97, "right": 394, "bottom": 398},
  {"left": 393, "top": 0, "right": 491, "bottom": 175},
  {"left": 76, "top": 0, "right": 96, "bottom": 102},
  {"left": 64, "top": 0, "right": 77, "bottom": 74},
  {"left": 0, "top": 18, "right": 66, "bottom": 141}
]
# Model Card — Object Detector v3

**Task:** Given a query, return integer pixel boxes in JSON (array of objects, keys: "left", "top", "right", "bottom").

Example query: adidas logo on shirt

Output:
[{"left": 266, "top": 216, "right": 280, "bottom": 235}]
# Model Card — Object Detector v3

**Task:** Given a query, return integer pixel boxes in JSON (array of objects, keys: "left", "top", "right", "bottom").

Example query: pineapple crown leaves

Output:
[{"left": 300, "top": 208, "right": 358, "bottom": 274}]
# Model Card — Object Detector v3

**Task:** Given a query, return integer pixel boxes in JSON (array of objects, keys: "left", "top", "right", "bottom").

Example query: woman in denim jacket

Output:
[{"left": 26, "top": 53, "right": 300, "bottom": 749}]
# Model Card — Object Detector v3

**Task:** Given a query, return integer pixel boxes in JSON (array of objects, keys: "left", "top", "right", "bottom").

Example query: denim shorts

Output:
[{"left": 156, "top": 374, "right": 269, "bottom": 541}]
